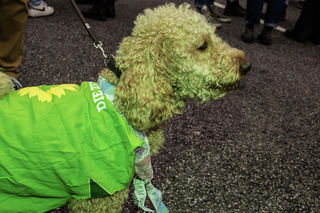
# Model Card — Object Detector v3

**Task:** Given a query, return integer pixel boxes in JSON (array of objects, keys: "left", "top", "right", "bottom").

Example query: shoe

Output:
[
  {"left": 258, "top": 26, "right": 273, "bottom": 45},
  {"left": 224, "top": 0, "right": 246, "bottom": 17},
  {"left": 284, "top": 29, "right": 307, "bottom": 43},
  {"left": 208, "top": 5, "right": 231, "bottom": 23},
  {"left": 241, "top": 24, "right": 254, "bottom": 43},
  {"left": 196, "top": 6, "right": 222, "bottom": 28},
  {"left": 82, "top": 0, "right": 115, "bottom": 21},
  {"left": 11, "top": 78, "right": 22, "bottom": 90},
  {"left": 28, "top": 1, "right": 54, "bottom": 17}
]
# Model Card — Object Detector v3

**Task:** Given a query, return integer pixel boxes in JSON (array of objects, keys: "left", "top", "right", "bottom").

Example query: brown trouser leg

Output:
[{"left": 0, "top": 0, "right": 28, "bottom": 78}]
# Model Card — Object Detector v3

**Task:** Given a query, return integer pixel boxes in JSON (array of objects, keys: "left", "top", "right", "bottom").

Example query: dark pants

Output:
[
  {"left": 245, "top": 0, "right": 285, "bottom": 27},
  {"left": 293, "top": 0, "right": 320, "bottom": 41},
  {"left": 0, "top": 0, "right": 28, "bottom": 78}
]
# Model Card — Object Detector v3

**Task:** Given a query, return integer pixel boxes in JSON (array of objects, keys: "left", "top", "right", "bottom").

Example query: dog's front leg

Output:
[{"left": 146, "top": 128, "right": 165, "bottom": 156}]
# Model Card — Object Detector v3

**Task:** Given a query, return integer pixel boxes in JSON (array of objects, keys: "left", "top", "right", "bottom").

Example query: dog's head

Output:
[{"left": 113, "top": 4, "right": 250, "bottom": 130}]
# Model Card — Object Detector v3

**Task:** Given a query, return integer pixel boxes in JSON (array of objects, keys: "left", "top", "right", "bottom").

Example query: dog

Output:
[{"left": 0, "top": 4, "right": 250, "bottom": 213}]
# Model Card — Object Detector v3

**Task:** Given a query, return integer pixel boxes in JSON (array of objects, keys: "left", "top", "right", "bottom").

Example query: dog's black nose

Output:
[{"left": 240, "top": 60, "right": 251, "bottom": 76}]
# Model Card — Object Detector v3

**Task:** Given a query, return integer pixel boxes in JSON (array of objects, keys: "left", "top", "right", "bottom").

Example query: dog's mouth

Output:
[{"left": 210, "top": 82, "right": 240, "bottom": 92}]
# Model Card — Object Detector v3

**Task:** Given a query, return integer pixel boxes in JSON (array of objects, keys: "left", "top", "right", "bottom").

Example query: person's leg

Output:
[
  {"left": 82, "top": 0, "right": 115, "bottom": 21},
  {"left": 29, "top": 0, "right": 41, "bottom": 6},
  {"left": 241, "top": 0, "right": 264, "bottom": 43},
  {"left": 245, "top": 0, "right": 264, "bottom": 25},
  {"left": 258, "top": 0, "right": 285, "bottom": 45},
  {"left": 264, "top": 0, "right": 286, "bottom": 28},
  {"left": 224, "top": 0, "right": 246, "bottom": 17},
  {"left": 310, "top": 0, "right": 320, "bottom": 44},
  {"left": 293, "top": 0, "right": 313, "bottom": 36},
  {"left": 284, "top": 0, "right": 313, "bottom": 43},
  {"left": 0, "top": 0, "right": 28, "bottom": 79}
]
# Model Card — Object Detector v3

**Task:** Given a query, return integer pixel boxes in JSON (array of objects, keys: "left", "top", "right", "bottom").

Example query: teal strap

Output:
[{"left": 133, "top": 177, "right": 169, "bottom": 213}]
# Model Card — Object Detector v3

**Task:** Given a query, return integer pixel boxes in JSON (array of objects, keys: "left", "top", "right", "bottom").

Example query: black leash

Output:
[{"left": 69, "top": 0, "right": 121, "bottom": 78}]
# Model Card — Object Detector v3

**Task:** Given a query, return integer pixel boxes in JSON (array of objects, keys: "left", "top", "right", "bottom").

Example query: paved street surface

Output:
[{"left": 20, "top": 0, "right": 319, "bottom": 212}]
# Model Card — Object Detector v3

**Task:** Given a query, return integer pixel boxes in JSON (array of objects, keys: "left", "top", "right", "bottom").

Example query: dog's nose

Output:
[{"left": 240, "top": 60, "right": 251, "bottom": 76}]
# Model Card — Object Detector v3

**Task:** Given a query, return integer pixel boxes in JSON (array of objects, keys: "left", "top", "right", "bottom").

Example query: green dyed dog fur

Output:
[
  {"left": 0, "top": 3, "right": 250, "bottom": 213},
  {"left": 98, "top": 3, "right": 249, "bottom": 156},
  {"left": 0, "top": 72, "right": 13, "bottom": 97}
]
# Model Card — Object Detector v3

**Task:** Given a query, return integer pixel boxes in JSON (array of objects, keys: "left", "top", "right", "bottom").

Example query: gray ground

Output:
[{"left": 21, "top": 0, "right": 319, "bottom": 212}]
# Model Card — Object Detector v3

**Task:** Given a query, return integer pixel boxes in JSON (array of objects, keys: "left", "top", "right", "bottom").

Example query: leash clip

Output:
[
  {"left": 104, "top": 54, "right": 122, "bottom": 79},
  {"left": 103, "top": 54, "right": 115, "bottom": 67},
  {"left": 94, "top": 41, "right": 108, "bottom": 59},
  {"left": 93, "top": 41, "right": 121, "bottom": 78}
]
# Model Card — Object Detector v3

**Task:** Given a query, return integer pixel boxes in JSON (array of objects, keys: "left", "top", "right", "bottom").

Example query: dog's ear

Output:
[
  {"left": 113, "top": 5, "right": 188, "bottom": 131},
  {"left": 113, "top": 61, "right": 178, "bottom": 131}
]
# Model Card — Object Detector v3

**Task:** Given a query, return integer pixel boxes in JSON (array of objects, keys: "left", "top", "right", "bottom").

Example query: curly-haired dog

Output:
[{"left": 0, "top": 3, "right": 250, "bottom": 213}]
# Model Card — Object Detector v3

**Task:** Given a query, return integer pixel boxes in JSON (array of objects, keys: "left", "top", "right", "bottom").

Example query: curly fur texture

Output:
[
  {"left": 0, "top": 4, "right": 250, "bottom": 213},
  {"left": 88, "top": 4, "right": 249, "bottom": 212},
  {"left": 69, "top": 189, "right": 128, "bottom": 213},
  {"left": 112, "top": 3, "right": 249, "bottom": 133},
  {"left": 0, "top": 72, "right": 13, "bottom": 98}
]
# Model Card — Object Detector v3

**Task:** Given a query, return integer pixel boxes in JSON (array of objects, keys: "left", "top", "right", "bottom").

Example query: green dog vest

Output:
[{"left": 0, "top": 82, "right": 144, "bottom": 213}]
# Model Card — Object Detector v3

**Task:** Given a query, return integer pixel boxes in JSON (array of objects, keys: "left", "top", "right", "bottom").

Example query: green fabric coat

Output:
[{"left": 0, "top": 82, "right": 143, "bottom": 213}]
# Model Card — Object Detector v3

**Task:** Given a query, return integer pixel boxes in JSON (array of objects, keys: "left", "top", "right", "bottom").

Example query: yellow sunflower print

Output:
[{"left": 18, "top": 84, "right": 80, "bottom": 102}]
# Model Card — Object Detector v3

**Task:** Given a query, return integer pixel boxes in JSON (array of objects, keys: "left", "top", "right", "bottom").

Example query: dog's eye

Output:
[{"left": 198, "top": 41, "right": 208, "bottom": 51}]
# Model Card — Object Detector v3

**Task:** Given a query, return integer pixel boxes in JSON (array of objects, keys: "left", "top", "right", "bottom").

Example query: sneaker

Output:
[
  {"left": 196, "top": 6, "right": 222, "bottom": 28},
  {"left": 11, "top": 78, "right": 22, "bottom": 90},
  {"left": 28, "top": 1, "right": 54, "bottom": 17},
  {"left": 208, "top": 5, "right": 231, "bottom": 23}
]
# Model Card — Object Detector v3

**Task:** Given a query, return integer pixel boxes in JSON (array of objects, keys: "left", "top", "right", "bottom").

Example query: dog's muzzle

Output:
[{"left": 210, "top": 60, "right": 251, "bottom": 92}]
